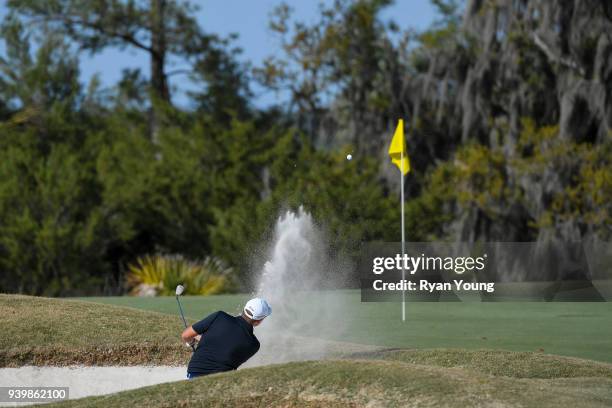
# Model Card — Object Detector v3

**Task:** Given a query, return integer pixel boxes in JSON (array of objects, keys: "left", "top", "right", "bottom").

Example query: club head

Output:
[{"left": 175, "top": 284, "right": 185, "bottom": 296}]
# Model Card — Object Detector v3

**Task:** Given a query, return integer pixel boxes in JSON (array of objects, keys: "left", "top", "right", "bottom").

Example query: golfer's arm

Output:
[{"left": 181, "top": 326, "right": 199, "bottom": 342}]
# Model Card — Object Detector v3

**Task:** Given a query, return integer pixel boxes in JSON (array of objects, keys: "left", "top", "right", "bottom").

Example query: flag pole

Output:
[
  {"left": 388, "top": 118, "right": 408, "bottom": 322},
  {"left": 401, "top": 149, "right": 405, "bottom": 322}
]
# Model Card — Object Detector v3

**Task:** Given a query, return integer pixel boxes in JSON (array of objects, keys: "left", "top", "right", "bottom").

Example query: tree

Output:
[
  {"left": 189, "top": 34, "right": 252, "bottom": 123},
  {"left": 7, "top": 0, "right": 250, "bottom": 135},
  {"left": 255, "top": 0, "right": 402, "bottom": 152},
  {"left": 0, "top": 135, "right": 112, "bottom": 295},
  {"left": 0, "top": 14, "right": 81, "bottom": 116}
]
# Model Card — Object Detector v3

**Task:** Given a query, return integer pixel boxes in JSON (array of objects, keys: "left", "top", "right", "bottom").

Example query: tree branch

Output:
[
  {"left": 600, "top": 0, "right": 612, "bottom": 44},
  {"left": 40, "top": 14, "right": 153, "bottom": 54},
  {"left": 532, "top": 32, "right": 585, "bottom": 76},
  {"left": 166, "top": 68, "right": 192, "bottom": 77}
]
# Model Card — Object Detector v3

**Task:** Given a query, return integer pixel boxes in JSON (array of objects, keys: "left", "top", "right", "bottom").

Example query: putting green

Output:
[{"left": 78, "top": 290, "right": 612, "bottom": 363}]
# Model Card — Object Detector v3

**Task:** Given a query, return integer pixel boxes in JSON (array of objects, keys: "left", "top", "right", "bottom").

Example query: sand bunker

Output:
[
  {"left": 0, "top": 366, "right": 185, "bottom": 406},
  {"left": 0, "top": 336, "right": 380, "bottom": 406}
]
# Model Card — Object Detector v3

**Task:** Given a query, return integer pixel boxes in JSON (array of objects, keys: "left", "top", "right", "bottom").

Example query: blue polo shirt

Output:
[{"left": 187, "top": 311, "right": 260, "bottom": 376}]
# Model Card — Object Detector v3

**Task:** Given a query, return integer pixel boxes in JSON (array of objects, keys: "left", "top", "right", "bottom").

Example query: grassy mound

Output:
[
  {"left": 357, "top": 348, "right": 612, "bottom": 379},
  {"left": 0, "top": 294, "right": 191, "bottom": 366},
  {"left": 4, "top": 295, "right": 612, "bottom": 406},
  {"left": 0, "top": 294, "right": 378, "bottom": 366},
  {"left": 44, "top": 355, "right": 612, "bottom": 408}
]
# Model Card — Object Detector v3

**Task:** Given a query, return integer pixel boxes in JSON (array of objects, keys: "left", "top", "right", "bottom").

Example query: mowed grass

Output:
[
  {"left": 81, "top": 290, "right": 612, "bottom": 363},
  {"left": 44, "top": 350, "right": 612, "bottom": 408},
  {"left": 0, "top": 294, "right": 193, "bottom": 366},
  {"left": 3, "top": 294, "right": 612, "bottom": 407}
]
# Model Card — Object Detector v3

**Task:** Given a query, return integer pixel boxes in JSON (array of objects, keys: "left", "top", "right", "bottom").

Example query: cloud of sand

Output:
[{"left": 246, "top": 208, "right": 352, "bottom": 366}]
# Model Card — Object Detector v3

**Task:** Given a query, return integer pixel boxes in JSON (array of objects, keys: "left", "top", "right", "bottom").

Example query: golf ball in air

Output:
[{"left": 346, "top": 154, "right": 352, "bottom": 160}]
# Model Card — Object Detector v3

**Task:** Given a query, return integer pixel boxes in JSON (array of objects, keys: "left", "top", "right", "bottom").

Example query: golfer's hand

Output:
[{"left": 181, "top": 326, "right": 200, "bottom": 349}]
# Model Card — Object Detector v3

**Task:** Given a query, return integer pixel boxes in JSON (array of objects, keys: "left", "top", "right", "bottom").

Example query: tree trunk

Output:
[{"left": 149, "top": 0, "right": 169, "bottom": 141}]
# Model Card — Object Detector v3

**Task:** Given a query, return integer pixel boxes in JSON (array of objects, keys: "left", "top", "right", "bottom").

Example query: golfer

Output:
[{"left": 181, "top": 297, "right": 271, "bottom": 379}]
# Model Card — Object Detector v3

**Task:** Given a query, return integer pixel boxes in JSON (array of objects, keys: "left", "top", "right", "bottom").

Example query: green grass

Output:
[
  {"left": 3, "top": 294, "right": 612, "bottom": 407},
  {"left": 80, "top": 290, "right": 612, "bottom": 363},
  {"left": 43, "top": 350, "right": 612, "bottom": 407}
]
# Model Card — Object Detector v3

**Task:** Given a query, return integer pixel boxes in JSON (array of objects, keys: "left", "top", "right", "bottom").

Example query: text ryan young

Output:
[{"left": 372, "top": 279, "right": 495, "bottom": 293}]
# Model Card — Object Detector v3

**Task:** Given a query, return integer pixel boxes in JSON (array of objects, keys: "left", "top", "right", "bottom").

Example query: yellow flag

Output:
[{"left": 388, "top": 119, "right": 410, "bottom": 175}]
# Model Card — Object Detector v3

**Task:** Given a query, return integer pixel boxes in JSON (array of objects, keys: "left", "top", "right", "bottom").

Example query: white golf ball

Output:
[{"left": 346, "top": 154, "right": 352, "bottom": 160}]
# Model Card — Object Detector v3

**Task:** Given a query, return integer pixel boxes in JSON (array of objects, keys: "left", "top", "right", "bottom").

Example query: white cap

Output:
[{"left": 243, "top": 298, "right": 272, "bottom": 320}]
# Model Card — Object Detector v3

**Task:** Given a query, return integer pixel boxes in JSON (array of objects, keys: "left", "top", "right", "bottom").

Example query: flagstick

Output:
[{"left": 401, "top": 150, "right": 405, "bottom": 322}]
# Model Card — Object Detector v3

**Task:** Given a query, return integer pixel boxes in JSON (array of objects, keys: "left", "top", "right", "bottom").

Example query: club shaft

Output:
[
  {"left": 176, "top": 295, "right": 196, "bottom": 352},
  {"left": 176, "top": 296, "right": 189, "bottom": 328}
]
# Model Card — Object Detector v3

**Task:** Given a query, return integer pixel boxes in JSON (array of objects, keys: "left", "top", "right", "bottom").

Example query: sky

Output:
[{"left": 2, "top": 0, "right": 439, "bottom": 108}]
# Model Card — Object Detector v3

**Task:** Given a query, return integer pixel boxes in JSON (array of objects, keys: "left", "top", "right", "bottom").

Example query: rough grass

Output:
[
  {"left": 41, "top": 357, "right": 612, "bottom": 408},
  {"left": 4, "top": 294, "right": 612, "bottom": 407},
  {"left": 0, "top": 294, "right": 192, "bottom": 366},
  {"left": 355, "top": 348, "right": 612, "bottom": 379}
]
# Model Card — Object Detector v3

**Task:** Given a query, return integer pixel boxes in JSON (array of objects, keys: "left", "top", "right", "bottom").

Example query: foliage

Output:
[
  {"left": 0, "top": 138, "right": 111, "bottom": 295},
  {"left": 0, "top": 0, "right": 609, "bottom": 296},
  {"left": 403, "top": 169, "right": 455, "bottom": 241},
  {"left": 6, "top": 0, "right": 250, "bottom": 129},
  {"left": 419, "top": 119, "right": 612, "bottom": 239},
  {"left": 278, "top": 146, "right": 401, "bottom": 248},
  {"left": 208, "top": 133, "right": 402, "bottom": 279},
  {"left": 0, "top": 14, "right": 80, "bottom": 113},
  {"left": 127, "top": 254, "right": 234, "bottom": 296},
  {"left": 515, "top": 120, "right": 612, "bottom": 232},
  {"left": 430, "top": 0, "right": 464, "bottom": 27},
  {"left": 254, "top": 0, "right": 400, "bottom": 147}
]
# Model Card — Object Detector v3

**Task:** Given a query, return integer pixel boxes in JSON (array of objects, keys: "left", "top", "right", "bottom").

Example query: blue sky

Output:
[{"left": 3, "top": 0, "right": 438, "bottom": 107}]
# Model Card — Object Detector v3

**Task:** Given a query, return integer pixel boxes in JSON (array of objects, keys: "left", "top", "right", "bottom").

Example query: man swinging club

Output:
[{"left": 181, "top": 297, "right": 272, "bottom": 379}]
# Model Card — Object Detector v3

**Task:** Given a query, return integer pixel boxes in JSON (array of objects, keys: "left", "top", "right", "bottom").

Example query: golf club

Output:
[{"left": 175, "top": 284, "right": 196, "bottom": 352}]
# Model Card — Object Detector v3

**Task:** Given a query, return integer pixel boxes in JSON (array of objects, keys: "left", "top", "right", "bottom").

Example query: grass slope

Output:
[
  {"left": 0, "top": 294, "right": 192, "bottom": 366},
  {"left": 43, "top": 350, "right": 612, "bottom": 408},
  {"left": 82, "top": 290, "right": 612, "bottom": 363},
  {"left": 3, "top": 294, "right": 612, "bottom": 407}
]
